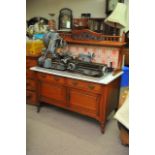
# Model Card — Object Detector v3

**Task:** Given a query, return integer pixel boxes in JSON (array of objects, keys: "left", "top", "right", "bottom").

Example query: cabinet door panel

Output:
[
  {"left": 40, "top": 82, "right": 66, "bottom": 104},
  {"left": 69, "top": 89, "right": 101, "bottom": 117}
]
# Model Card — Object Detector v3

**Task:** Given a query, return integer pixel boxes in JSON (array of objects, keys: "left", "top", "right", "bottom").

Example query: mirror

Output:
[{"left": 58, "top": 8, "right": 73, "bottom": 30}]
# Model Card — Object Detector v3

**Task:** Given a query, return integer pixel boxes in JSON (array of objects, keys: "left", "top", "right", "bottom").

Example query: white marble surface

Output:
[{"left": 30, "top": 66, "right": 123, "bottom": 85}]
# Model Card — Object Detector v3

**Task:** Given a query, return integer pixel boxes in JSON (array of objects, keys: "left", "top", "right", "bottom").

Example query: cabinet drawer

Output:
[
  {"left": 69, "top": 89, "right": 100, "bottom": 117},
  {"left": 40, "top": 82, "right": 66, "bottom": 106},
  {"left": 26, "top": 90, "right": 37, "bottom": 105},
  {"left": 37, "top": 73, "right": 65, "bottom": 85},
  {"left": 67, "top": 79, "right": 102, "bottom": 93},
  {"left": 26, "top": 59, "right": 37, "bottom": 68},
  {"left": 26, "top": 79, "right": 36, "bottom": 91},
  {"left": 26, "top": 69, "right": 35, "bottom": 78}
]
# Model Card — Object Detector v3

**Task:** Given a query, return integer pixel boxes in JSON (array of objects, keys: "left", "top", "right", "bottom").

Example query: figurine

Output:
[{"left": 78, "top": 52, "right": 95, "bottom": 62}]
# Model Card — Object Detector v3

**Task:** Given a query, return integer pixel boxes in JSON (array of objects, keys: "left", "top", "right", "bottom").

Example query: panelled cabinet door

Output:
[
  {"left": 40, "top": 82, "right": 67, "bottom": 106},
  {"left": 69, "top": 88, "right": 101, "bottom": 118}
]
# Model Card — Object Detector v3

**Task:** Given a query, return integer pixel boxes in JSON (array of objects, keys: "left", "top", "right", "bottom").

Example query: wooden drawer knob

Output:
[{"left": 88, "top": 85, "right": 95, "bottom": 90}]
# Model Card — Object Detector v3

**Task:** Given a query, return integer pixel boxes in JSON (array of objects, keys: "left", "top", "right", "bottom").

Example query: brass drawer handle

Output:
[
  {"left": 41, "top": 74, "right": 46, "bottom": 78},
  {"left": 88, "top": 85, "right": 95, "bottom": 90},
  {"left": 54, "top": 77, "right": 60, "bottom": 81},
  {"left": 72, "top": 81, "right": 78, "bottom": 86}
]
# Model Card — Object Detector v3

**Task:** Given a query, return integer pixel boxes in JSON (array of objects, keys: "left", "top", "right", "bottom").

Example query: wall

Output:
[
  {"left": 68, "top": 44, "right": 119, "bottom": 68},
  {"left": 26, "top": 0, "right": 128, "bottom": 67},
  {"left": 27, "top": 0, "right": 106, "bottom": 24},
  {"left": 27, "top": 0, "right": 129, "bottom": 29}
]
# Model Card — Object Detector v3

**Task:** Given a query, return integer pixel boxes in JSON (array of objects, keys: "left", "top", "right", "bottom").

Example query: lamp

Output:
[{"left": 104, "top": 3, "right": 127, "bottom": 35}]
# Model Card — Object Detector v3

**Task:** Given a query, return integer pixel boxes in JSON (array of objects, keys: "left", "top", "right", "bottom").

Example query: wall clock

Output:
[
  {"left": 58, "top": 8, "right": 73, "bottom": 30},
  {"left": 106, "top": 0, "right": 124, "bottom": 15}
]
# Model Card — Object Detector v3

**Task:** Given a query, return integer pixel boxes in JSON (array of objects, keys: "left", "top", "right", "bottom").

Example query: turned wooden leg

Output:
[
  {"left": 100, "top": 122, "right": 105, "bottom": 134},
  {"left": 37, "top": 102, "right": 41, "bottom": 113}
]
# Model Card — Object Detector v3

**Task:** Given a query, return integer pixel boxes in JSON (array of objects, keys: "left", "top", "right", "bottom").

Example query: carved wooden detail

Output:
[{"left": 62, "top": 29, "right": 126, "bottom": 47}]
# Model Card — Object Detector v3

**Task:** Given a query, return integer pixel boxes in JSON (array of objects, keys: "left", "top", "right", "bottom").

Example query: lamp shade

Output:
[{"left": 104, "top": 3, "right": 127, "bottom": 29}]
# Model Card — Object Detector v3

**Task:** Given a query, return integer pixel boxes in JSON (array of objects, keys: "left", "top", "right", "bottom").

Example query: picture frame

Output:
[
  {"left": 58, "top": 8, "right": 73, "bottom": 30},
  {"left": 106, "top": 0, "right": 124, "bottom": 15}
]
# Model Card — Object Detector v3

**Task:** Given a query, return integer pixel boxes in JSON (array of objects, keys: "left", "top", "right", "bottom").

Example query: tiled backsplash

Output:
[{"left": 67, "top": 44, "right": 119, "bottom": 68}]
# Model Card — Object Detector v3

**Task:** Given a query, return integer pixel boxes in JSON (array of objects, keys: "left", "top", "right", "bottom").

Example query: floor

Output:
[{"left": 27, "top": 104, "right": 129, "bottom": 155}]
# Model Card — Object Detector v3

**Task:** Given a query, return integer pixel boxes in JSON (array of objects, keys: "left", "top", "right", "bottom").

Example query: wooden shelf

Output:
[
  {"left": 64, "top": 36, "right": 125, "bottom": 47},
  {"left": 62, "top": 29, "right": 126, "bottom": 47},
  {"left": 72, "top": 17, "right": 119, "bottom": 35}
]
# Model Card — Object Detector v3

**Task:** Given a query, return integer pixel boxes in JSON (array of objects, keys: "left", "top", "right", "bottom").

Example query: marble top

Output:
[{"left": 30, "top": 66, "right": 123, "bottom": 85}]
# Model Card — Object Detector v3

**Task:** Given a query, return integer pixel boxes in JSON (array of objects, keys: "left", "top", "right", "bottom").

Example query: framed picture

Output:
[
  {"left": 106, "top": 0, "right": 124, "bottom": 15},
  {"left": 58, "top": 8, "right": 73, "bottom": 30}
]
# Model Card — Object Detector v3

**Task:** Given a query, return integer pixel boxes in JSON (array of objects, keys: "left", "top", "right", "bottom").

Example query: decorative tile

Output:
[{"left": 68, "top": 44, "right": 119, "bottom": 68}]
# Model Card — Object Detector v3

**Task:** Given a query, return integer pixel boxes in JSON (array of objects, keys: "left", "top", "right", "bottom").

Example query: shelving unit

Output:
[{"left": 73, "top": 18, "right": 119, "bottom": 35}]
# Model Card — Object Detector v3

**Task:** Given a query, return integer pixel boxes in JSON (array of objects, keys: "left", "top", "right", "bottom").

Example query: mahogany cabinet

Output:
[
  {"left": 29, "top": 29, "right": 125, "bottom": 133},
  {"left": 34, "top": 71, "right": 121, "bottom": 133},
  {"left": 26, "top": 55, "right": 40, "bottom": 105}
]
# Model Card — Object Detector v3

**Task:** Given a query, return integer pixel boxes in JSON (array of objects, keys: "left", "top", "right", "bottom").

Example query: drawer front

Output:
[
  {"left": 26, "top": 90, "right": 37, "bottom": 105},
  {"left": 26, "top": 69, "right": 35, "bottom": 78},
  {"left": 26, "top": 79, "right": 36, "bottom": 91},
  {"left": 69, "top": 89, "right": 100, "bottom": 117},
  {"left": 40, "top": 82, "right": 66, "bottom": 105},
  {"left": 67, "top": 79, "right": 102, "bottom": 93},
  {"left": 37, "top": 73, "right": 65, "bottom": 85},
  {"left": 26, "top": 59, "right": 37, "bottom": 68}
]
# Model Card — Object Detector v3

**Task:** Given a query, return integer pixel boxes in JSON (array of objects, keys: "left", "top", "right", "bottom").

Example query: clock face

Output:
[{"left": 108, "top": 0, "right": 118, "bottom": 11}]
